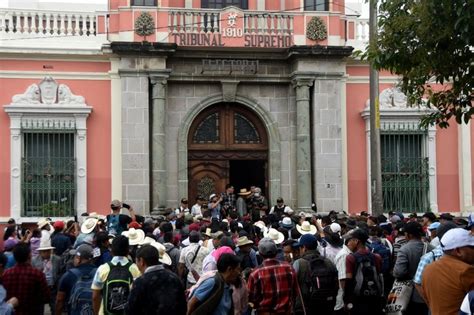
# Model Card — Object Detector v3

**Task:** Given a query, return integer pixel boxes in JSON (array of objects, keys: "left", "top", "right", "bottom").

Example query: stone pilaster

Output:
[
  {"left": 293, "top": 78, "right": 314, "bottom": 211},
  {"left": 151, "top": 76, "right": 168, "bottom": 210}
]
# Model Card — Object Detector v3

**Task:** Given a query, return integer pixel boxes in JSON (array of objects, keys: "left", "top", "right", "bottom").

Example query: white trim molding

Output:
[
  {"left": 361, "top": 87, "right": 438, "bottom": 213},
  {"left": 3, "top": 77, "right": 92, "bottom": 220},
  {"left": 458, "top": 123, "right": 473, "bottom": 212}
]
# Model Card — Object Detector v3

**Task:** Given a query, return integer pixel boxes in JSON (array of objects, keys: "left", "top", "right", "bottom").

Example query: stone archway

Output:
[{"left": 177, "top": 93, "right": 281, "bottom": 202}]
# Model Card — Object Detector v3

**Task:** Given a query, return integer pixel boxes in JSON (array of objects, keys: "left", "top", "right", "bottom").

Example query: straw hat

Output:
[
  {"left": 37, "top": 238, "right": 55, "bottom": 251},
  {"left": 202, "top": 228, "right": 212, "bottom": 238},
  {"left": 122, "top": 228, "right": 145, "bottom": 246},
  {"left": 264, "top": 228, "right": 285, "bottom": 244},
  {"left": 81, "top": 217, "right": 99, "bottom": 234},
  {"left": 296, "top": 221, "right": 317, "bottom": 235},
  {"left": 238, "top": 188, "right": 252, "bottom": 196},
  {"left": 139, "top": 236, "right": 157, "bottom": 246},
  {"left": 150, "top": 241, "right": 172, "bottom": 265},
  {"left": 236, "top": 236, "right": 254, "bottom": 247},
  {"left": 37, "top": 218, "right": 50, "bottom": 229}
]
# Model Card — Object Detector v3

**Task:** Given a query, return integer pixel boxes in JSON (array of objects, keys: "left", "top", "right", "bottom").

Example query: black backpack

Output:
[
  {"left": 352, "top": 252, "right": 383, "bottom": 298},
  {"left": 103, "top": 262, "right": 133, "bottom": 315},
  {"left": 303, "top": 255, "right": 339, "bottom": 309}
]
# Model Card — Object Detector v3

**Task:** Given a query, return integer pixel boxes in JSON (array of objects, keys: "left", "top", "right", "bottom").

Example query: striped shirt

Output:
[{"left": 248, "top": 258, "right": 298, "bottom": 313}]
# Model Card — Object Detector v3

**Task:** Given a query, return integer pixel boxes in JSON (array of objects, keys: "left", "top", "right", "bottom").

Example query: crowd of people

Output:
[{"left": 0, "top": 185, "right": 473, "bottom": 315}]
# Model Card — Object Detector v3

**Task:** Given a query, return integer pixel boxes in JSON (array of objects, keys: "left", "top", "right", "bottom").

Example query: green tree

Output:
[{"left": 365, "top": 0, "right": 473, "bottom": 128}]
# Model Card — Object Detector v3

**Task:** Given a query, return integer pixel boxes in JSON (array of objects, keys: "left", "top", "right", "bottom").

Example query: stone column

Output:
[
  {"left": 293, "top": 78, "right": 313, "bottom": 211},
  {"left": 151, "top": 77, "right": 168, "bottom": 211}
]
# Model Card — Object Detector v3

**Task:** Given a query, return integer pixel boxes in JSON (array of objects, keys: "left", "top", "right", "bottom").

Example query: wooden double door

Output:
[{"left": 188, "top": 103, "right": 268, "bottom": 203}]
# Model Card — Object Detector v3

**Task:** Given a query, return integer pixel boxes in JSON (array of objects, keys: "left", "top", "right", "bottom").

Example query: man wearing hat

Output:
[
  {"left": 269, "top": 197, "right": 293, "bottom": 220},
  {"left": 236, "top": 236, "right": 257, "bottom": 270},
  {"left": 247, "top": 238, "right": 298, "bottom": 314},
  {"left": 55, "top": 244, "right": 97, "bottom": 314},
  {"left": 32, "top": 237, "right": 61, "bottom": 315},
  {"left": 127, "top": 244, "right": 186, "bottom": 315},
  {"left": 236, "top": 189, "right": 251, "bottom": 218},
  {"left": 51, "top": 220, "right": 72, "bottom": 256},
  {"left": 421, "top": 228, "right": 474, "bottom": 315}
]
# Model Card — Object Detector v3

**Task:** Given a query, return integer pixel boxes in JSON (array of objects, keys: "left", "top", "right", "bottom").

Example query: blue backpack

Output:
[
  {"left": 68, "top": 267, "right": 97, "bottom": 315},
  {"left": 107, "top": 214, "right": 122, "bottom": 236},
  {"left": 368, "top": 240, "right": 391, "bottom": 274}
]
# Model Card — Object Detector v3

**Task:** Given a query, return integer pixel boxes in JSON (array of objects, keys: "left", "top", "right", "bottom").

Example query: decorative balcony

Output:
[{"left": 0, "top": 8, "right": 107, "bottom": 52}]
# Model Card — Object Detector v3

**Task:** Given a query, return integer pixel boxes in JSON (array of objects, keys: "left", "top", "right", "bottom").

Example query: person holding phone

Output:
[{"left": 106, "top": 200, "right": 136, "bottom": 236}]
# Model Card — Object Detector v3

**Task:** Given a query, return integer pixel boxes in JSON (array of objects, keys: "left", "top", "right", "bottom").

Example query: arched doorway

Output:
[{"left": 187, "top": 103, "right": 268, "bottom": 203}]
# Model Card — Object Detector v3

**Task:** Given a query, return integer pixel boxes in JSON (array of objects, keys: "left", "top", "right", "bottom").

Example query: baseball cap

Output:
[
  {"left": 297, "top": 234, "right": 318, "bottom": 248},
  {"left": 330, "top": 223, "right": 341, "bottom": 234},
  {"left": 440, "top": 228, "right": 474, "bottom": 251},
  {"left": 428, "top": 222, "right": 441, "bottom": 231},
  {"left": 71, "top": 244, "right": 94, "bottom": 259},
  {"left": 53, "top": 220, "right": 65, "bottom": 230},
  {"left": 258, "top": 237, "right": 277, "bottom": 256},
  {"left": 111, "top": 199, "right": 122, "bottom": 208},
  {"left": 390, "top": 215, "right": 401, "bottom": 223}
]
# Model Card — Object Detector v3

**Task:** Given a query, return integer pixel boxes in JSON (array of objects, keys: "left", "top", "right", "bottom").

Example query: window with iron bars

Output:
[
  {"left": 381, "top": 127, "right": 430, "bottom": 213},
  {"left": 22, "top": 131, "right": 76, "bottom": 217},
  {"left": 131, "top": 0, "right": 157, "bottom": 6}
]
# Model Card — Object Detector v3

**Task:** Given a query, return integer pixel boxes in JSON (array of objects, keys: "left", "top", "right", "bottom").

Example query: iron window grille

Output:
[{"left": 304, "top": 0, "right": 329, "bottom": 11}]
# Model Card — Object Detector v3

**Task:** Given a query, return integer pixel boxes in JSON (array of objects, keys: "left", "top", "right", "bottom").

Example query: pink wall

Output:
[
  {"left": 436, "top": 126, "right": 460, "bottom": 212},
  {"left": 0, "top": 61, "right": 112, "bottom": 217},
  {"left": 346, "top": 83, "right": 369, "bottom": 213}
]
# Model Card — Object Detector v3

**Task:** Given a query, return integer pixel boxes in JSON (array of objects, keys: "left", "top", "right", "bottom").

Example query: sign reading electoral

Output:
[{"left": 169, "top": 7, "right": 293, "bottom": 48}]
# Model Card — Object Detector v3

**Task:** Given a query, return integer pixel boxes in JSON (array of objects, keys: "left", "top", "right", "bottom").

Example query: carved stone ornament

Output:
[
  {"left": 379, "top": 87, "right": 408, "bottom": 108},
  {"left": 221, "top": 81, "right": 239, "bottom": 102},
  {"left": 11, "top": 77, "right": 85, "bottom": 105}
]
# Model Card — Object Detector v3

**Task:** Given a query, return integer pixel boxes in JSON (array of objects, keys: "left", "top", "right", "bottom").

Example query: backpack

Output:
[
  {"left": 368, "top": 240, "right": 391, "bottom": 274},
  {"left": 303, "top": 255, "right": 339, "bottom": 309},
  {"left": 103, "top": 262, "right": 133, "bottom": 315},
  {"left": 68, "top": 267, "right": 97, "bottom": 315},
  {"left": 352, "top": 252, "right": 383, "bottom": 298},
  {"left": 58, "top": 248, "right": 75, "bottom": 278},
  {"left": 107, "top": 214, "right": 123, "bottom": 236},
  {"left": 190, "top": 273, "right": 227, "bottom": 315}
]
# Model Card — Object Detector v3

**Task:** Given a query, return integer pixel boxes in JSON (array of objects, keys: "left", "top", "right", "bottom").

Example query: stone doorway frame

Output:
[{"left": 177, "top": 93, "right": 281, "bottom": 203}]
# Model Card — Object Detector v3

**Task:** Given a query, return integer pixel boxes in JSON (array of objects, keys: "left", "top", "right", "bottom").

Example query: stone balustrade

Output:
[
  {"left": 168, "top": 9, "right": 221, "bottom": 33},
  {"left": 0, "top": 9, "right": 101, "bottom": 38},
  {"left": 243, "top": 12, "right": 293, "bottom": 35},
  {"left": 355, "top": 18, "right": 369, "bottom": 42}
]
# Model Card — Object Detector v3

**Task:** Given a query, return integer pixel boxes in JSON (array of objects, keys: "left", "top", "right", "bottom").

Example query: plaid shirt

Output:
[
  {"left": 413, "top": 245, "right": 443, "bottom": 284},
  {"left": 2, "top": 263, "right": 50, "bottom": 315},
  {"left": 247, "top": 258, "right": 298, "bottom": 313},
  {"left": 221, "top": 192, "right": 236, "bottom": 208}
]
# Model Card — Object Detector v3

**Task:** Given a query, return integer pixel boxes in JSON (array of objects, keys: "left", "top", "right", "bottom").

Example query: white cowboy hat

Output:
[
  {"left": 81, "top": 217, "right": 99, "bottom": 234},
  {"left": 236, "top": 236, "right": 254, "bottom": 247},
  {"left": 139, "top": 236, "right": 157, "bottom": 246},
  {"left": 37, "top": 238, "right": 55, "bottom": 251},
  {"left": 122, "top": 228, "right": 145, "bottom": 246},
  {"left": 296, "top": 221, "right": 317, "bottom": 235},
  {"left": 150, "top": 241, "right": 172, "bottom": 266},
  {"left": 253, "top": 221, "right": 268, "bottom": 234},
  {"left": 37, "top": 218, "right": 50, "bottom": 229},
  {"left": 264, "top": 228, "right": 285, "bottom": 244}
]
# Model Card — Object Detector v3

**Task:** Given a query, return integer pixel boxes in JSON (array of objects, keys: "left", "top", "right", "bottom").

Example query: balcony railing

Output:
[
  {"left": 0, "top": 9, "right": 99, "bottom": 37},
  {"left": 168, "top": 9, "right": 294, "bottom": 35}
]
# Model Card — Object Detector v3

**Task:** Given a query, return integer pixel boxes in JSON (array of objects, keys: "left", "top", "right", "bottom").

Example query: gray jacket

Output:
[
  {"left": 393, "top": 239, "right": 432, "bottom": 303},
  {"left": 31, "top": 254, "right": 61, "bottom": 286}
]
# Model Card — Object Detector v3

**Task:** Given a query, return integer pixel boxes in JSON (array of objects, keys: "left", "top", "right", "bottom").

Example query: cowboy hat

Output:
[
  {"left": 37, "top": 238, "right": 55, "bottom": 251},
  {"left": 202, "top": 228, "right": 212, "bottom": 238},
  {"left": 236, "top": 236, "right": 254, "bottom": 247},
  {"left": 81, "top": 217, "right": 99, "bottom": 234},
  {"left": 264, "top": 228, "right": 285, "bottom": 244},
  {"left": 150, "top": 241, "right": 172, "bottom": 266},
  {"left": 37, "top": 218, "right": 50, "bottom": 229},
  {"left": 139, "top": 236, "right": 157, "bottom": 246},
  {"left": 279, "top": 217, "right": 294, "bottom": 229},
  {"left": 253, "top": 221, "right": 268, "bottom": 234},
  {"left": 122, "top": 228, "right": 145, "bottom": 246},
  {"left": 296, "top": 221, "right": 317, "bottom": 235},
  {"left": 238, "top": 188, "right": 252, "bottom": 196}
]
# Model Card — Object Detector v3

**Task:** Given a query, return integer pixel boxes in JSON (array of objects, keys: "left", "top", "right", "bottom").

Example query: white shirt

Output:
[
  {"left": 334, "top": 245, "right": 352, "bottom": 311},
  {"left": 179, "top": 243, "right": 210, "bottom": 284},
  {"left": 191, "top": 204, "right": 202, "bottom": 216}
]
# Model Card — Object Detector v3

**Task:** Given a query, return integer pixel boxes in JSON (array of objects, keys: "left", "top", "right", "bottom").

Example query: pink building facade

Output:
[{"left": 0, "top": 0, "right": 472, "bottom": 222}]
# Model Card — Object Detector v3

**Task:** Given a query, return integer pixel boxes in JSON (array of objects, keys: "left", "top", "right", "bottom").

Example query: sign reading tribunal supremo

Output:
[{"left": 170, "top": 9, "right": 293, "bottom": 48}]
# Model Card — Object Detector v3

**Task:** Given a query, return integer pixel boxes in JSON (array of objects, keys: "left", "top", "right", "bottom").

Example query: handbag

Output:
[{"left": 386, "top": 242, "right": 428, "bottom": 315}]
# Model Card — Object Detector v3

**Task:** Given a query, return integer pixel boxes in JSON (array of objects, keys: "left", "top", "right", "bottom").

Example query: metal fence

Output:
[
  {"left": 22, "top": 122, "right": 76, "bottom": 217},
  {"left": 380, "top": 123, "right": 430, "bottom": 213}
]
